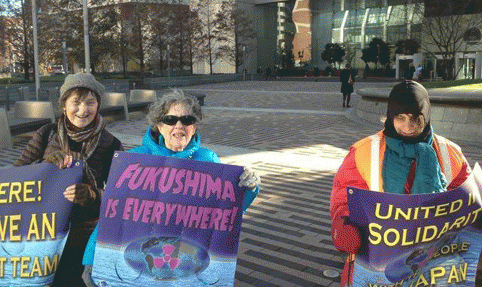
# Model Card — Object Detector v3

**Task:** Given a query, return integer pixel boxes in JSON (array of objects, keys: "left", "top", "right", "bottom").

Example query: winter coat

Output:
[
  {"left": 129, "top": 126, "right": 220, "bottom": 162},
  {"left": 340, "top": 68, "right": 354, "bottom": 94},
  {"left": 82, "top": 127, "right": 260, "bottom": 266},
  {"left": 15, "top": 122, "right": 123, "bottom": 224},
  {"left": 14, "top": 122, "right": 123, "bottom": 287},
  {"left": 330, "top": 130, "right": 470, "bottom": 287}
]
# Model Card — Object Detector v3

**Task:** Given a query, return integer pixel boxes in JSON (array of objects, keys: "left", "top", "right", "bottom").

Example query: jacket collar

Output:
[{"left": 142, "top": 128, "right": 200, "bottom": 158}]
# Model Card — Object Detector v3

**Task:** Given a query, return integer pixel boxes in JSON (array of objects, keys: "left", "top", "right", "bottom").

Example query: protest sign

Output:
[
  {"left": 91, "top": 151, "right": 246, "bottom": 286},
  {"left": 348, "top": 163, "right": 482, "bottom": 286},
  {"left": 0, "top": 162, "right": 83, "bottom": 286}
]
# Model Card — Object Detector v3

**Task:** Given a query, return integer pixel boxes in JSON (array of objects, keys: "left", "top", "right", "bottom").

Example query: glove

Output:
[
  {"left": 43, "top": 151, "right": 68, "bottom": 165},
  {"left": 73, "top": 184, "right": 97, "bottom": 207},
  {"left": 238, "top": 167, "right": 261, "bottom": 189},
  {"left": 82, "top": 265, "right": 96, "bottom": 287},
  {"left": 331, "top": 215, "right": 361, "bottom": 254}
]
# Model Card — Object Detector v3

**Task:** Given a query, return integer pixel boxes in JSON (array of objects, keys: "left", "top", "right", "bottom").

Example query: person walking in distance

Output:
[{"left": 340, "top": 64, "right": 355, "bottom": 108}]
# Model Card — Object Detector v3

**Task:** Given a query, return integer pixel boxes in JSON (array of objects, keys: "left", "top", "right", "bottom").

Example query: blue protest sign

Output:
[
  {"left": 348, "top": 163, "right": 482, "bottom": 286},
  {"left": 92, "top": 151, "right": 246, "bottom": 286},
  {"left": 0, "top": 162, "right": 83, "bottom": 286}
]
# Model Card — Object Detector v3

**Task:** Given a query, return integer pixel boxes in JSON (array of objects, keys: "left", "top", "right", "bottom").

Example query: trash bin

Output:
[{"left": 18, "top": 87, "right": 29, "bottom": 101}]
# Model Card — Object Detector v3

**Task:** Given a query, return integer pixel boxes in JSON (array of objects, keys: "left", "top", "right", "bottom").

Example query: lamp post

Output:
[
  {"left": 32, "top": 0, "right": 40, "bottom": 100},
  {"left": 242, "top": 46, "right": 246, "bottom": 81},
  {"left": 62, "top": 41, "right": 68, "bottom": 74},
  {"left": 83, "top": 0, "right": 90, "bottom": 72},
  {"left": 167, "top": 44, "right": 171, "bottom": 87}
]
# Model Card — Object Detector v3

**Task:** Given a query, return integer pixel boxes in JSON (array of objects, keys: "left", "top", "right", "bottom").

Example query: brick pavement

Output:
[{"left": 1, "top": 81, "right": 482, "bottom": 286}]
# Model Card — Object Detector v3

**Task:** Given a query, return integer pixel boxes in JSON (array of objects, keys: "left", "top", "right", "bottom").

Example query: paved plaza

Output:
[{"left": 1, "top": 80, "right": 482, "bottom": 286}]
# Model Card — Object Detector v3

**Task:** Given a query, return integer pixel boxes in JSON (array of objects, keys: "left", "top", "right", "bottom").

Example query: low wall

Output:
[
  {"left": 356, "top": 87, "right": 482, "bottom": 143},
  {"left": 144, "top": 74, "right": 266, "bottom": 89}
]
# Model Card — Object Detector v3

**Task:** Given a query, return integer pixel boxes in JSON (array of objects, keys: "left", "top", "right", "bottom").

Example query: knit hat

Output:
[
  {"left": 59, "top": 72, "right": 105, "bottom": 104},
  {"left": 384, "top": 80, "right": 431, "bottom": 143}
]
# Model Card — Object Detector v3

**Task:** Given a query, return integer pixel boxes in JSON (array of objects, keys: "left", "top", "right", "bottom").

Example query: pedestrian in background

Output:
[
  {"left": 340, "top": 64, "right": 355, "bottom": 108},
  {"left": 14, "top": 72, "right": 123, "bottom": 286},
  {"left": 330, "top": 80, "right": 471, "bottom": 286}
]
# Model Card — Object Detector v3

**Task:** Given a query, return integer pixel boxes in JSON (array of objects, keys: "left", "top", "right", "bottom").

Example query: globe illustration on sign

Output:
[{"left": 124, "top": 237, "right": 210, "bottom": 280}]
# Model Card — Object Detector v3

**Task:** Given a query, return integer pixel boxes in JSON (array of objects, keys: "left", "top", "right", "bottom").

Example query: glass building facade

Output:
[{"left": 331, "top": 3, "right": 423, "bottom": 48}]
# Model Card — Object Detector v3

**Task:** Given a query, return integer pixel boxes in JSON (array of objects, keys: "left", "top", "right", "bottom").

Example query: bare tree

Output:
[
  {"left": 191, "top": 0, "right": 216, "bottom": 74},
  {"left": 185, "top": 9, "right": 204, "bottom": 74},
  {"left": 1, "top": 0, "right": 33, "bottom": 80},
  {"left": 212, "top": 0, "right": 255, "bottom": 73},
  {"left": 147, "top": 4, "right": 171, "bottom": 74},
  {"left": 341, "top": 42, "right": 357, "bottom": 68},
  {"left": 421, "top": 0, "right": 482, "bottom": 80}
]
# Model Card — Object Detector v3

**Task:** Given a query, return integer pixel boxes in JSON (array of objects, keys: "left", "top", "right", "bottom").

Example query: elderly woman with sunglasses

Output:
[{"left": 81, "top": 89, "right": 260, "bottom": 286}]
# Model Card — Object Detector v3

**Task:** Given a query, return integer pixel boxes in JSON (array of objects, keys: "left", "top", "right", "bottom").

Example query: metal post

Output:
[
  {"left": 243, "top": 46, "right": 246, "bottom": 81},
  {"left": 32, "top": 0, "right": 40, "bottom": 100},
  {"left": 5, "top": 84, "right": 10, "bottom": 111},
  {"left": 167, "top": 44, "right": 171, "bottom": 88},
  {"left": 83, "top": 0, "right": 91, "bottom": 72},
  {"left": 62, "top": 41, "right": 68, "bottom": 74}
]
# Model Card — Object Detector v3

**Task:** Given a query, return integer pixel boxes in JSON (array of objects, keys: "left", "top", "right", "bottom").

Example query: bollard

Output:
[
  {"left": 18, "top": 86, "right": 28, "bottom": 101},
  {"left": 5, "top": 85, "right": 10, "bottom": 111}
]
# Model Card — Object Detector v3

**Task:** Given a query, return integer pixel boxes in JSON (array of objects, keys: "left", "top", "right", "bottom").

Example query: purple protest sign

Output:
[
  {"left": 0, "top": 162, "right": 83, "bottom": 286},
  {"left": 348, "top": 163, "right": 482, "bottom": 286},
  {"left": 91, "top": 151, "right": 246, "bottom": 286}
]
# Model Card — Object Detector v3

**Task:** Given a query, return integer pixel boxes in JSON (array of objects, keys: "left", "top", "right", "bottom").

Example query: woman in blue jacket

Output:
[{"left": 81, "top": 89, "right": 261, "bottom": 286}]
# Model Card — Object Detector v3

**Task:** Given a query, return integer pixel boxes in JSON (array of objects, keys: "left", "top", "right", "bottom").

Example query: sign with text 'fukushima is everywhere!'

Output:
[
  {"left": 91, "top": 151, "right": 246, "bottom": 287},
  {"left": 0, "top": 162, "right": 82, "bottom": 286},
  {"left": 348, "top": 163, "right": 482, "bottom": 287}
]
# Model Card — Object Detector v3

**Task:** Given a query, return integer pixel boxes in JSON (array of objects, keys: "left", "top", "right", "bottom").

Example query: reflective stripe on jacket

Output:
[
  {"left": 352, "top": 131, "right": 466, "bottom": 192},
  {"left": 330, "top": 130, "right": 470, "bottom": 287}
]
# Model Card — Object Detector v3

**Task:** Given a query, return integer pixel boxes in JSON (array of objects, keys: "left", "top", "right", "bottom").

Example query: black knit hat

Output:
[{"left": 384, "top": 80, "right": 431, "bottom": 143}]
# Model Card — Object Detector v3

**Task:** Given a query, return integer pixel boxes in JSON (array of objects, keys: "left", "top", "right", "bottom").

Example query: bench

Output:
[
  {"left": 101, "top": 92, "right": 129, "bottom": 120},
  {"left": 0, "top": 101, "right": 56, "bottom": 149},
  {"left": 128, "top": 89, "right": 157, "bottom": 112},
  {"left": 0, "top": 108, "right": 12, "bottom": 149}
]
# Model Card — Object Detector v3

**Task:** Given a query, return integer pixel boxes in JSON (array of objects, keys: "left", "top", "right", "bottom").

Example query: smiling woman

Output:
[
  {"left": 64, "top": 90, "right": 99, "bottom": 129},
  {"left": 14, "top": 72, "right": 124, "bottom": 287},
  {"left": 81, "top": 89, "right": 262, "bottom": 287}
]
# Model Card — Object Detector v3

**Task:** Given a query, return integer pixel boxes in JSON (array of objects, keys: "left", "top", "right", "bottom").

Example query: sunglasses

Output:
[{"left": 160, "top": 115, "right": 197, "bottom": 126}]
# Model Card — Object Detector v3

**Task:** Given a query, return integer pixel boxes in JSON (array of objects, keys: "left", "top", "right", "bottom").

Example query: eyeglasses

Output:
[{"left": 160, "top": 115, "right": 197, "bottom": 126}]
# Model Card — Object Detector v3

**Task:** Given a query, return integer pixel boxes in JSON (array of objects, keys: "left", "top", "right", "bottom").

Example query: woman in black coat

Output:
[
  {"left": 15, "top": 72, "right": 123, "bottom": 287},
  {"left": 340, "top": 65, "right": 355, "bottom": 108}
]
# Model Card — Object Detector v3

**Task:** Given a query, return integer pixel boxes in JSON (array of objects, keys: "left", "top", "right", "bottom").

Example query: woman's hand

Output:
[
  {"left": 239, "top": 167, "right": 261, "bottom": 189},
  {"left": 63, "top": 184, "right": 97, "bottom": 206},
  {"left": 44, "top": 151, "right": 73, "bottom": 169}
]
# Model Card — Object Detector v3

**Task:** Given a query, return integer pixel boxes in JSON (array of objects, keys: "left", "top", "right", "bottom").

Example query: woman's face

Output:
[
  {"left": 157, "top": 102, "right": 197, "bottom": 152},
  {"left": 64, "top": 91, "right": 99, "bottom": 128},
  {"left": 393, "top": 113, "right": 425, "bottom": 138}
]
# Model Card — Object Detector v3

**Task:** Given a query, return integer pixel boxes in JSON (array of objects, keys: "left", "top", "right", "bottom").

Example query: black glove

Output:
[{"left": 73, "top": 184, "right": 97, "bottom": 207}]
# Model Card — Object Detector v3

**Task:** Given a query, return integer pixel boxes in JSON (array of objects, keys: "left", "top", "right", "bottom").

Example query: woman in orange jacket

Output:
[{"left": 330, "top": 80, "right": 471, "bottom": 286}]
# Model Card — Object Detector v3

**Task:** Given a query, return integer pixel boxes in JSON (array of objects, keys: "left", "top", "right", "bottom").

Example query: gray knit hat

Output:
[{"left": 59, "top": 72, "right": 105, "bottom": 104}]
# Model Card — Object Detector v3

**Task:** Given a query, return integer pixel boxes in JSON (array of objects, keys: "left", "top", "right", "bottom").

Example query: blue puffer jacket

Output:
[
  {"left": 130, "top": 127, "right": 220, "bottom": 162},
  {"left": 83, "top": 127, "right": 260, "bottom": 265}
]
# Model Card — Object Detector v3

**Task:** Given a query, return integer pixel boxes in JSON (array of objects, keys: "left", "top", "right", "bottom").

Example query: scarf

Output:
[
  {"left": 57, "top": 114, "right": 106, "bottom": 188},
  {"left": 382, "top": 128, "right": 447, "bottom": 194}
]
